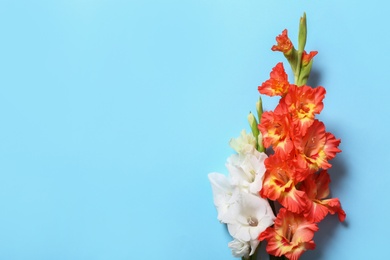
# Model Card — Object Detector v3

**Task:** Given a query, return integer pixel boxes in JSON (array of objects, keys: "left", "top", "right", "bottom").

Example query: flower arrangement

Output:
[{"left": 208, "top": 13, "right": 345, "bottom": 260}]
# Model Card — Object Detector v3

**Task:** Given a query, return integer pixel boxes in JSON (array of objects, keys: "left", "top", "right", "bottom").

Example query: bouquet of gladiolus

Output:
[{"left": 208, "top": 14, "right": 346, "bottom": 260}]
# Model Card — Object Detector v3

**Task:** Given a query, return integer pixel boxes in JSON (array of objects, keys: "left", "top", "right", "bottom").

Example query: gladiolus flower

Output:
[
  {"left": 227, "top": 150, "right": 268, "bottom": 194},
  {"left": 282, "top": 85, "right": 326, "bottom": 135},
  {"left": 228, "top": 238, "right": 250, "bottom": 258},
  {"left": 294, "top": 120, "right": 341, "bottom": 172},
  {"left": 258, "top": 62, "right": 290, "bottom": 97},
  {"left": 258, "top": 111, "right": 294, "bottom": 155},
  {"left": 229, "top": 130, "right": 257, "bottom": 155},
  {"left": 261, "top": 155, "right": 309, "bottom": 214},
  {"left": 302, "top": 51, "right": 318, "bottom": 66},
  {"left": 300, "top": 171, "right": 346, "bottom": 223},
  {"left": 226, "top": 192, "right": 275, "bottom": 249},
  {"left": 259, "top": 208, "right": 318, "bottom": 260},
  {"left": 208, "top": 172, "right": 237, "bottom": 222},
  {"left": 271, "top": 29, "right": 294, "bottom": 55}
]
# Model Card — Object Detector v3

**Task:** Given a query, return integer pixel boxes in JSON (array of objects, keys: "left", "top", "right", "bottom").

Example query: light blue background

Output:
[{"left": 0, "top": 1, "right": 385, "bottom": 259}]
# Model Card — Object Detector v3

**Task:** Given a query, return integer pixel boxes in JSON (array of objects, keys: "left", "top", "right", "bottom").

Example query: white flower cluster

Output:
[{"left": 209, "top": 130, "right": 275, "bottom": 258}]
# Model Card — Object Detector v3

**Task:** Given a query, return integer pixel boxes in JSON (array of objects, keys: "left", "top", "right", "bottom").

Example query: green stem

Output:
[{"left": 294, "top": 50, "right": 303, "bottom": 85}]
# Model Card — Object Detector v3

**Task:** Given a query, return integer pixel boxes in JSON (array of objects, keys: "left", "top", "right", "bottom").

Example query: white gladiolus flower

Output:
[
  {"left": 226, "top": 192, "right": 275, "bottom": 243},
  {"left": 229, "top": 130, "right": 256, "bottom": 155},
  {"left": 208, "top": 173, "right": 237, "bottom": 222},
  {"left": 227, "top": 150, "right": 267, "bottom": 194},
  {"left": 228, "top": 238, "right": 250, "bottom": 258}
]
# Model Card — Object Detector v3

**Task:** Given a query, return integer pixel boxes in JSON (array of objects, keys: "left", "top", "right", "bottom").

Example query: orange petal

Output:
[
  {"left": 258, "top": 63, "right": 290, "bottom": 97},
  {"left": 271, "top": 29, "right": 294, "bottom": 54}
]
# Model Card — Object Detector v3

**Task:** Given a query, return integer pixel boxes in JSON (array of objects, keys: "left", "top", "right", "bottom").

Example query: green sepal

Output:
[
  {"left": 297, "top": 58, "right": 314, "bottom": 86},
  {"left": 285, "top": 47, "right": 298, "bottom": 76}
]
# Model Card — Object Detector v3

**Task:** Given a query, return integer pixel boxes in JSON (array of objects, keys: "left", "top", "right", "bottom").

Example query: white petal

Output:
[
  {"left": 229, "top": 130, "right": 256, "bottom": 154},
  {"left": 228, "top": 238, "right": 250, "bottom": 258},
  {"left": 225, "top": 151, "right": 268, "bottom": 195},
  {"left": 249, "top": 239, "right": 260, "bottom": 256},
  {"left": 208, "top": 173, "right": 234, "bottom": 222},
  {"left": 226, "top": 192, "right": 275, "bottom": 241}
]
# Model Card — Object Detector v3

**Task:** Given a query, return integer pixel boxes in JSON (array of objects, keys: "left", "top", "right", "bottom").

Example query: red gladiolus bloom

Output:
[
  {"left": 300, "top": 171, "right": 346, "bottom": 223},
  {"left": 302, "top": 51, "right": 318, "bottom": 66},
  {"left": 283, "top": 85, "right": 326, "bottom": 135},
  {"left": 259, "top": 208, "right": 318, "bottom": 260},
  {"left": 259, "top": 111, "right": 294, "bottom": 155},
  {"left": 271, "top": 29, "right": 294, "bottom": 55},
  {"left": 261, "top": 155, "right": 309, "bottom": 214},
  {"left": 294, "top": 120, "right": 341, "bottom": 172},
  {"left": 258, "top": 62, "right": 290, "bottom": 97}
]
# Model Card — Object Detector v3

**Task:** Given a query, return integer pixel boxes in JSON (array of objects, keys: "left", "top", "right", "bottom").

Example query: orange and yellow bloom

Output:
[
  {"left": 294, "top": 120, "right": 341, "bottom": 172},
  {"left": 271, "top": 29, "right": 294, "bottom": 55},
  {"left": 282, "top": 85, "right": 326, "bottom": 135},
  {"left": 261, "top": 154, "right": 309, "bottom": 214},
  {"left": 258, "top": 63, "right": 290, "bottom": 97},
  {"left": 259, "top": 208, "right": 318, "bottom": 260},
  {"left": 300, "top": 171, "right": 346, "bottom": 223}
]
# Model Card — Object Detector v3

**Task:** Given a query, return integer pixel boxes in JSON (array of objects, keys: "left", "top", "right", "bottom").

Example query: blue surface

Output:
[{"left": 0, "top": 1, "right": 386, "bottom": 259}]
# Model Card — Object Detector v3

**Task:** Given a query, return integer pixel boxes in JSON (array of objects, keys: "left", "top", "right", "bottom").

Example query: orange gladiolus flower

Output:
[
  {"left": 259, "top": 208, "right": 318, "bottom": 260},
  {"left": 302, "top": 51, "right": 318, "bottom": 66},
  {"left": 258, "top": 62, "right": 290, "bottom": 97},
  {"left": 271, "top": 29, "right": 293, "bottom": 55},
  {"left": 258, "top": 111, "right": 293, "bottom": 155},
  {"left": 294, "top": 120, "right": 341, "bottom": 172},
  {"left": 283, "top": 85, "right": 326, "bottom": 135},
  {"left": 261, "top": 155, "right": 309, "bottom": 214},
  {"left": 300, "top": 171, "right": 346, "bottom": 223}
]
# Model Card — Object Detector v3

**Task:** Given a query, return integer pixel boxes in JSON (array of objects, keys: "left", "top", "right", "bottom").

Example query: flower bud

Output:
[
  {"left": 258, "top": 132, "right": 265, "bottom": 153},
  {"left": 256, "top": 97, "right": 263, "bottom": 121},
  {"left": 298, "top": 13, "right": 307, "bottom": 52},
  {"left": 248, "top": 112, "right": 259, "bottom": 148}
]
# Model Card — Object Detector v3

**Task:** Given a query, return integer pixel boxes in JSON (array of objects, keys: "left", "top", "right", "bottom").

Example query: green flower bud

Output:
[
  {"left": 298, "top": 13, "right": 307, "bottom": 52},
  {"left": 256, "top": 97, "right": 263, "bottom": 123},
  {"left": 247, "top": 112, "right": 259, "bottom": 148}
]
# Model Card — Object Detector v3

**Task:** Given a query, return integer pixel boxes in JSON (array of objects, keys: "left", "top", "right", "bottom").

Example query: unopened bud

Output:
[
  {"left": 298, "top": 12, "right": 307, "bottom": 52},
  {"left": 247, "top": 112, "right": 259, "bottom": 148},
  {"left": 256, "top": 97, "right": 263, "bottom": 123},
  {"left": 257, "top": 132, "right": 265, "bottom": 153}
]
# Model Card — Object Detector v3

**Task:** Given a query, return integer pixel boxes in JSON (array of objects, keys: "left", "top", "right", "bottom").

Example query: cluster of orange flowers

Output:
[{"left": 257, "top": 29, "right": 346, "bottom": 260}]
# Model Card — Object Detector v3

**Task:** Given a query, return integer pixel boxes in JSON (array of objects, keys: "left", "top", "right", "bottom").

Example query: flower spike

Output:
[{"left": 209, "top": 14, "right": 345, "bottom": 260}]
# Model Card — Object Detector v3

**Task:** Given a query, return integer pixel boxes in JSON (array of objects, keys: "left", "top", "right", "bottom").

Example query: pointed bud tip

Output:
[{"left": 298, "top": 12, "right": 307, "bottom": 52}]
